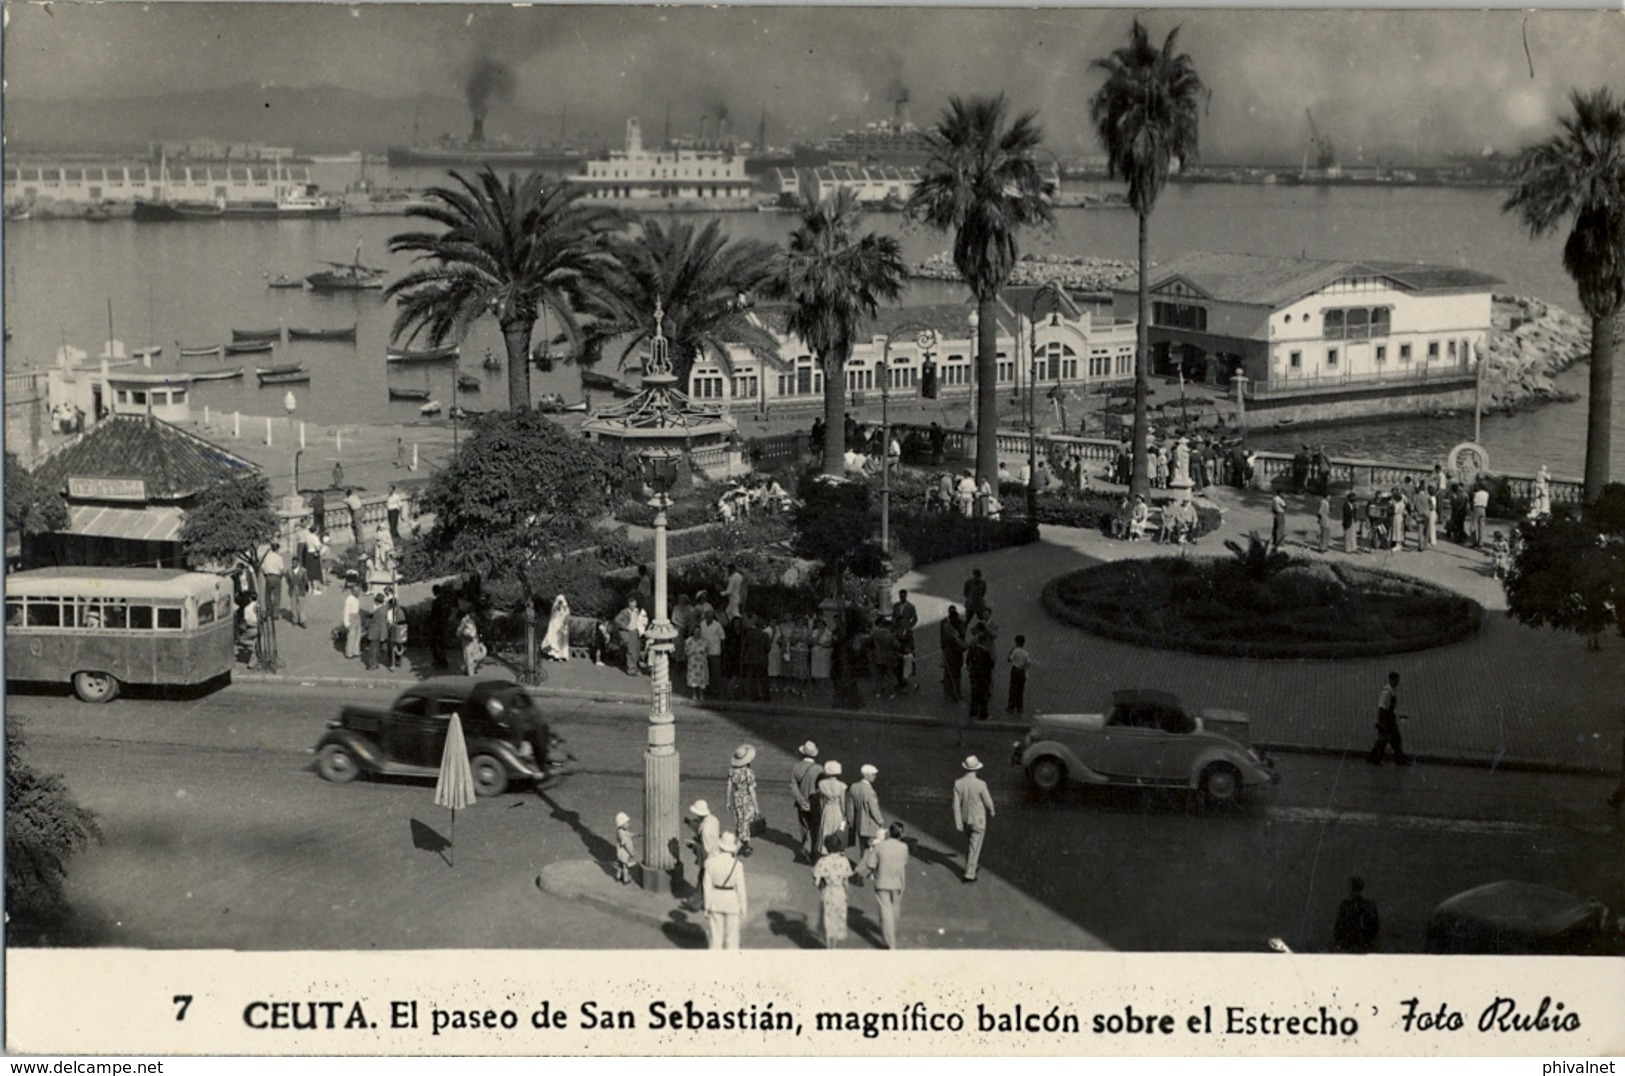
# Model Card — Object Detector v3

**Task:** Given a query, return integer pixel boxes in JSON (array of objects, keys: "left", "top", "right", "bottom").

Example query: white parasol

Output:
[{"left": 434, "top": 712, "right": 477, "bottom": 866}]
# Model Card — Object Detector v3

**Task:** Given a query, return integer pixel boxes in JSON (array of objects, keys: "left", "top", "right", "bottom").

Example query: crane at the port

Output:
[{"left": 1303, "top": 109, "right": 1339, "bottom": 177}]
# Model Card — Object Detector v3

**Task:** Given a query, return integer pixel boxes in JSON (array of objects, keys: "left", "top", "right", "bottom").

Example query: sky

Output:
[{"left": 3, "top": 4, "right": 1623, "bottom": 162}]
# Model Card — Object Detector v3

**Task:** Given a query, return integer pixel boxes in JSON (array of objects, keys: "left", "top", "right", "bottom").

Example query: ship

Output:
[
  {"left": 386, "top": 113, "right": 588, "bottom": 174},
  {"left": 131, "top": 153, "right": 341, "bottom": 222},
  {"left": 787, "top": 92, "right": 937, "bottom": 170}
]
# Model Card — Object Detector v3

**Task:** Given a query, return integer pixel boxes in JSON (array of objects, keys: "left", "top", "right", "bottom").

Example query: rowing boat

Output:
[
  {"left": 288, "top": 324, "right": 357, "bottom": 342},
  {"left": 178, "top": 344, "right": 224, "bottom": 358},
  {"left": 257, "top": 367, "right": 310, "bottom": 386},
  {"left": 386, "top": 344, "right": 460, "bottom": 362},
  {"left": 224, "top": 340, "right": 276, "bottom": 355},
  {"left": 232, "top": 328, "right": 282, "bottom": 343},
  {"left": 388, "top": 386, "right": 431, "bottom": 401},
  {"left": 190, "top": 367, "right": 244, "bottom": 382}
]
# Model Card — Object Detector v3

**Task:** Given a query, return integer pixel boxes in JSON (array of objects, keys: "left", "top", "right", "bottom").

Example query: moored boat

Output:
[
  {"left": 177, "top": 343, "right": 224, "bottom": 358},
  {"left": 255, "top": 362, "right": 303, "bottom": 376},
  {"left": 224, "top": 340, "right": 276, "bottom": 355},
  {"left": 256, "top": 366, "right": 310, "bottom": 386},
  {"left": 190, "top": 366, "right": 245, "bottom": 382},
  {"left": 288, "top": 324, "right": 358, "bottom": 342},
  {"left": 387, "top": 344, "right": 460, "bottom": 362},
  {"left": 456, "top": 373, "right": 481, "bottom": 391},
  {"left": 266, "top": 273, "right": 306, "bottom": 289},
  {"left": 388, "top": 386, "right": 432, "bottom": 401},
  {"left": 232, "top": 328, "right": 283, "bottom": 342},
  {"left": 419, "top": 400, "right": 443, "bottom": 416},
  {"left": 307, "top": 239, "right": 387, "bottom": 292}
]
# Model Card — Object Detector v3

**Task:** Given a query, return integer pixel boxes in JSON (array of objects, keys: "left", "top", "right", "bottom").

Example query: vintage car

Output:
[
  {"left": 313, "top": 676, "right": 561, "bottom": 796},
  {"left": 1425, "top": 881, "right": 1619, "bottom": 955},
  {"left": 1011, "top": 688, "right": 1279, "bottom": 803}
]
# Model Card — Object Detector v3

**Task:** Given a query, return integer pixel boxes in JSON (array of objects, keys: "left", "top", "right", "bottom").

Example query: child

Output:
[
  {"left": 1006, "top": 634, "right": 1030, "bottom": 716},
  {"left": 897, "top": 632, "right": 917, "bottom": 692},
  {"left": 1490, "top": 531, "right": 1511, "bottom": 580},
  {"left": 614, "top": 812, "right": 636, "bottom": 885}
]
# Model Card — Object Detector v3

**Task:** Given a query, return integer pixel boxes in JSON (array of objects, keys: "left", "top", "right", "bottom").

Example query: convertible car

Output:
[{"left": 1011, "top": 688, "right": 1279, "bottom": 804}]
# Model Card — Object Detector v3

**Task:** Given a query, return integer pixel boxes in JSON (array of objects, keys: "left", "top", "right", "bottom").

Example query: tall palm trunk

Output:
[
  {"left": 502, "top": 319, "right": 534, "bottom": 411},
  {"left": 1130, "top": 211, "right": 1151, "bottom": 500},
  {"left": 975, "top": 294, "right": 999, "bottom": 486},
  {"left": 821, "top": 352, "right": 846, "bottom": 476},
  {"left": 1584, "top": 309, "right": 1617, "bottom": 503}
]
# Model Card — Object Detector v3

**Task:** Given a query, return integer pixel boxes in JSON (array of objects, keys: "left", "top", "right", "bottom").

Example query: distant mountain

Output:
[{"left": 2, "top": 83, "right": 606, "bottom": 155}]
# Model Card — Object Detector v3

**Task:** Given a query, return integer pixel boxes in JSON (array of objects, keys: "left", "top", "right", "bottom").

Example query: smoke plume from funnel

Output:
[{"left": 466, "top": 56, "right": 517, "bottom": 141}]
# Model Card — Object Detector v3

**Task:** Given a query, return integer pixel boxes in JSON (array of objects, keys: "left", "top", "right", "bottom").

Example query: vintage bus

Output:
[{"left": 4, "top": 567, "right": 234, "bottom": 702}]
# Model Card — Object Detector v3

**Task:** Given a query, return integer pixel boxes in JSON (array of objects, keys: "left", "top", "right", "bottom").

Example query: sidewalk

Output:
[{"left": 242, "top": 482, "right": 1625, "bottom": 776}]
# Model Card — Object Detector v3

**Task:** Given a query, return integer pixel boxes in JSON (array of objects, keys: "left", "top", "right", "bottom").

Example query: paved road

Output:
[{"left": 11, "top": 681, "right": 1620, "bottom": 953}]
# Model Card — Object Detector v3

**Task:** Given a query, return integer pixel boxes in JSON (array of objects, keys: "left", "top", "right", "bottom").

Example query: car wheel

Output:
[
  {"left": 470, "top": 754, "right": 508, "bottom": 797},
  {"left": 72, "top": 670, "right": 120, "bottom": 704},
  {"left": 317, "top": 744, "right": 360, "bottom": 784},
  {"left": 1200, "top": 764, "right": 1241, "bottom": 806},
  {"left": 1028, "top": 757, "right": 1066, "bottom": 794}
]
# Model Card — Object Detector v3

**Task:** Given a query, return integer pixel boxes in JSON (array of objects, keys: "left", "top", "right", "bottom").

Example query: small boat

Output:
[
  {"left": 288, "top": 324, "right": 358, "bottom": 342},
  {"left": 449, "top": 405, "right": 486, "bottom": 421},
  {"left": 178, "top": 343, "right": 224, "bottom": 358},
  {"left": 255, "top": 362, "right": 303, "bottom": 376},
  {"left": 536, "top": 393, "right": 587, "bottom": 414},
  {"left": 307, "top": 239, "right": 387, "bottom": 292},
  {"left": 481, "top": 351, "right": 503, "bottom": 371},
  {"left": 190, "top": 366, "right": 245, "bottom": 382},
  {"left": 257, "top": 366, "right": 310, "bottom": 386},
  {"left": 232, "top": 328, "right": 282, "bottom": 342},
  {"left": 419, "top": 399, "right": 443, "bottom": 416},
  {"left": 224, "top": 340, "right": 276, "bottom": 355},
  {"left": 388, "top": 386, "right": 432, "bottom": 401},
  {"left": 456, "top": 373, "right": 481, "bottom": 391},
  {"left": 266, "top": 273, "right": 306, "bottom": 289},
  {"left": 387, "top": 344, "right": 460, "bottom": 362}
]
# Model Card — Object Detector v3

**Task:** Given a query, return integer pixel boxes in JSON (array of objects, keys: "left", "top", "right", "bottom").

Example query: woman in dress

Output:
[
  {"left": 684, "top": 630, "right": 710, "bottom": 699},
  {"left": 541, "top": 594, "right": 571, "bottom": 660},
  {"left": 342, "top": 586, "right": 362, "bottom": 660},
  {"left": 766, "top": 620, "right": 785, "bottom": 685},
  {"left": 790, "top": 618, "right": 814, "bottom": 685},
  {"left": 726, "top": 744, "right": 760, "bottom": 857},
  {"left": 811, "top": 834, "right": 853, "bottom": 948},
  {"left": 816, "top": 761, "right": 848, "bottom": 853},
  {"left": 809, "top": 620, "right": 832, "bottom": 684}
]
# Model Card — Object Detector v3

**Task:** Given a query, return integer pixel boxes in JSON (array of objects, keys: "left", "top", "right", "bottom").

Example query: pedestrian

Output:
[
  {"left": 343, "top": 586, "right": 363, "bottom": 660},
  {"left": 966, "top": 627, "right": 994, "bottom": 721},
  {"left": 390, "top": 594, "right": 408, "bottom": 666},
  {"left": 811, "top": 834, "right": 853, "bottom": 949},
  {"left": 684, "top": 628, "right": 710, "bottom": 700},
  {"left": 791, "top": 742, "right": 823, "bottom": 864},
  {"left": 1332, "top": 876, "right": 1380, "bottom": 953},
  {"left": 298, "top": 524, "right": 326, "bottom": 590},
  {"left": 847, "top": 764, "right": 884, "bottom": 851},
  {"left": 724, "top": 562, "right": 747, "bottom": 623},
  {"left": 861, "top": 821, "right": 910, "bottom": 950},
  {"left": 1419, "top": 486, "right": 1437, "bottom": 549},
  {"left": 1312, "top": 444, "right": 1332, "bottom": 495},
  {"left": 952, "top": 756, "right": 995, "bottom": 883},
  {"left": 700, "top": 609, "right": 727, "bottom": 690},
  {"left": 237, "top": 592, "right": 261, "bottom": 669},
  {"left": 688, "top": 799, "right": 722, "bottom": 905},
  {"left": 395, "top": 437, "right": 404, "bottom": 469},
  {"left": 816, "top": 761, "right": 848, "bottom": 854},
  {"left": 890, "top": 589, "right": 919, "bottom": 654},
  {"left": 702, "top": 831, "right": 748, "bottom": 950},
  {"left": 1316, "top": 493, "right": 1332, "bottom": 554},
  {"left": 869, "top": 618, "right": 897, "bottom": 693},
  {"left": 457, "top": 601, "right": 483, "bottom": 675},
  {"left": 1005, "top": 634, "right": 1030, "bottom": 716},
  {"left": 726, "top": 744, "right": 760, "bottom": 857},
  {"left": 311, "top": 488, "right": 326, "bottom": 540},
  {"left": 1390, "top": 487, "right": 1407, "bottom": 551},
  {"left": 636, "top": 564, "right": 654, "bottom": 609},
  {"left": 260, "top": 541, "right": 286, "bottom": 624},
  {"left": 613, "top": 812, "right": 637, "bottom": 885},
  {"left": 386, "top": 485, "right": 403, "bottom": 542},
  {"left": 287, "top": 557, "right": 309, "bottom": 629},
  {"left": 1367, "top": 671, "right": 1412, "bottom": 766},
  {"left": 741, "top": 615, "right": 772, "bottom": 702},
  {"left": 1470, "top": 483, "right": 1490, "bottom": 547},
  {"left": 1291, "top": 444, "right": 1311, "bottom": 494},
  {"left": 613, "top": 595, "right": 644, "bottom": 677},
  {"left": 1342, "top": 490, "right": 1360, "bottom": 554},
  {"left": 1448, "top": 483, "right": 1468, "bottom": 543},
  {"left": 896, "top": 631, "right": 917, "bottom": 692},
  {"left": 955, "top": 568, "right": 981, "bottom": 620},
  {"left": 345, "top": 488, "right": 364, "bottom": 550},
  {"left": 1270, "top": 491, "right": 1288, "bottom": 553},
  {"left": 371, "top": 521, "right": 395, "bottom": 576},
  {"left": 365, "top": 593, "right": 390, "bottom": 670},
  {"left": 940, "top": 606, "right": 966, "bottom": 702}
]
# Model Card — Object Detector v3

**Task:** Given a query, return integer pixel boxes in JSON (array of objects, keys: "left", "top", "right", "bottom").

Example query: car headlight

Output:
[{"left": 486, "top": 698, "right": 506, "bottom": 718}]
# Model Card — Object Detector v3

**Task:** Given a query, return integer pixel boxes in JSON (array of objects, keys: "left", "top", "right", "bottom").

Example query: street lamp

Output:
[
  {"left": 879, "top": 324, "right": 940, "bottom": 554},
  {"left": 1027, "top": 283, "right": 1068, "bottom": 521},
  {"left": 639, "top": 444, "right": 682, "bottom": 894}
]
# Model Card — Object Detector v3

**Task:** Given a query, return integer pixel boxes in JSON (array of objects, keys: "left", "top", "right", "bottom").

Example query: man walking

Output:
[
  {"left": 1316, "top": 493, "right": 1332, "bottom": 554},
  {"left": 790, "top": 743, "right": 823, "bottom": 864},
  {"left": 861, "top": 821, "right": 911, "bottom": 949},
  {"left": 1005, "top": 634, "right": 1030, "bottom": 716},
  {"left": 1271, "top": 490, "right": 1288, "bottom": 553},
  {"left": 966, "top": 628, "right": 994, "bottom": 721},
  {"left": 1367, "top": 671, "right": 1412, "bottom": 766},
  {"left": 890, "top": 589, "right": 919, "bottom": 656},
  {"left": 386, "top": 485, "right": 404, "bottom": 542},
  {"left": 1469, "top": 483, "right": 1490, "bottom": 547},
  {"left": 963, "top": 568, "right": 988, "bottom": 619},
  {"left": 1333, "top": 876, "right": 1380, "bottom": 953},
  {"left": 702, "top": 832, "right": 748, "bottom": 950},
  {"left": 259, "top": 541, "right": 286, "bottom": 624},
  {"left": 847, "top": 764, "right": 885, "bottom": 852},
  {"left": 1342, "top": 490, "right": 1360, "bottom": 553},
  {"left": 687, "top": 799, "right": 722, "bottom": 908},
  {"left": 940, "top": 607, "right": 966, "bottom": 702},
  {"left": 345, "top": 488, "right": 364, "bottom": 551},
  {"left": 952, "top": 756, "right": 995, "bottom": 883}
]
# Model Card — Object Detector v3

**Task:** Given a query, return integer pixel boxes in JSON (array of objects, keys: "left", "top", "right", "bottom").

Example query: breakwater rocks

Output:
[
  {"left": 1481, "top": 294, "right": 1600, "bottom": 412},
  {"left": 912, "top": 251, "right": 1137, "bottom": 293}
]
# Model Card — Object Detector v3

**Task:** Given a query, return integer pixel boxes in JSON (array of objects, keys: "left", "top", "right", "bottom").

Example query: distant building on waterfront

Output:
[
  {"left": 1112, "top": 251, "right": 1499, "bottom": 421},
  {"left": 4, "top": 155, "right": 318, "bottom": 210},
  {"left": 568, "top": 118, "right": 753, "bottom": 204},
  {"left": 768, "top": 166, "right": 920, "bottom": 208}
]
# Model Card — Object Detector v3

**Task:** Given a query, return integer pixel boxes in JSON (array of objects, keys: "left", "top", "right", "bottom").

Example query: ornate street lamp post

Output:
[
  {"left": 878, "top": 325, "right": 940, "bottom": 552},
  {"left": 1027, "top": 283, "right": 1067, "bottom": 521},
  {"left": 639, "top": 444, "right": 682, "bottom": 893}
]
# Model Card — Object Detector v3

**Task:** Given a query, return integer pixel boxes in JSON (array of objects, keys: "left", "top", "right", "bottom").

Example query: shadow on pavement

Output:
[
  {"left": 765, "top": 909, "right": 822, "bottom": 949},
  {"left": 538, "top": 791, "right": 616, "bottom": 863},
  {"left": 409, "top": 818, "right": 452, "bottom": 866}
]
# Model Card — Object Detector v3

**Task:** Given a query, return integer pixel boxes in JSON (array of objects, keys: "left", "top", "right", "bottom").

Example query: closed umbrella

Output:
[{"left": 434, "top": 712, "right": 477, "bottom": 866}]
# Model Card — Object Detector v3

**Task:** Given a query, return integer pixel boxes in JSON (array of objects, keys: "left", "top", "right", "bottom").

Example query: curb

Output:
[
  {"left": 533, "top": 870, "right": 706, "bottom": 940},
  {"left": 1252, "top": 740, "right": 1614, "bottom": 779}
]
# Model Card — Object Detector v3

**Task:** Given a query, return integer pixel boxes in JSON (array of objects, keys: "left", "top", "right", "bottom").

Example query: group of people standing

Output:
[{"left": 938, "top": 569, "right": 1029, "bottom": 720}]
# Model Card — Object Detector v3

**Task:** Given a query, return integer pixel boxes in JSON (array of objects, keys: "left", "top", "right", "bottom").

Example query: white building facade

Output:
[
  {"left": 5, "top": 158, "right": 318, "bottom": 208},
  {"left": 569, "top": 118, "right": 754, "bottom": 203}
]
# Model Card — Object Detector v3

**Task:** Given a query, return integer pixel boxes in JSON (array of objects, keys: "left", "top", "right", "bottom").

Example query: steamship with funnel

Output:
[{"left": 386, "top": 112, "right": 588, "bottom": 174}]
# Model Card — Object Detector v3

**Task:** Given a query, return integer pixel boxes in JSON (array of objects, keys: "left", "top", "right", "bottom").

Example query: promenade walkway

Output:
[{"left": 246, "top": 481, "right": 1624, "bottom": 776}]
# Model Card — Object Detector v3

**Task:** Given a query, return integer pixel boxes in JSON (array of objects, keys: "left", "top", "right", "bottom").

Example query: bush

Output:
[
  {"left": 613, "top": 498, "right": 717, "bottom": 531},
  {"left": 5, "top": 722, "right": 102, "bottom": 923},
  {"left": 892, "top": 511, "right": 1039, "bottom": 567},
  {"left": 1042, "top": 556, "right": 1482, "bottom": 660}
]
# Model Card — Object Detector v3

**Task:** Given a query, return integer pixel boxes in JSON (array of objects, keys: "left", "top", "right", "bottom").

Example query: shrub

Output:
[
  {"left": 892, "top": 511, "right": 1039, "bottom": 567},
  {"left": 5, "top": 722, "right": 102, "bottom": 921},
  {"left": 613, "top": 498, "right": 717, "bottom": 531}
]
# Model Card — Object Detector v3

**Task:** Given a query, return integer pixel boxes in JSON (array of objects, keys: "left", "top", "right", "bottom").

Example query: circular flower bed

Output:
[{"left": 1042, "top": 556, "right": 1483, "bottom": 660}]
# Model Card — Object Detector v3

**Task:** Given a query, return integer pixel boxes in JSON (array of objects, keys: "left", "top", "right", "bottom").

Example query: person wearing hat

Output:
[
  {"left": 847, "top": 764, "right": 885, "bottom": 852},
  {"left": 726, "top": 744, "right": 760, "bottom": 857},
  {"left": 816, "top": 761, "right": 849, "bottom": 854},
  {"left": 1342, "top": 489, "right": 1360, "bottom": 554},
  {"left": 952, "top": 756, "right": 996, "bottom": 883},
  {"left": 702, "top": 831, "right": 748, "bottom": 950},
  {"left": 861, "top": 821, "right": 911, "bottom": 949},
  {"left": 613, "top": 812, "right": 637, "bottom": 886},
  {"left": 686, "top": 800, "right": 722, "bottom": 909},
  {"left": 790, "top": 742, "right": 823, "bottom": 863}
]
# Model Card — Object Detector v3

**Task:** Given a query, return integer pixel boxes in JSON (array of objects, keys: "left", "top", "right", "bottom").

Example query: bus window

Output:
[
  {"left": 5, "top": 601, "right": 22, "bottom": 627},
  {"left": 156, "top": 607, "right": 183, "bottom": 630},
  {"left": 27, "top": 600, "right": 62, "bottom": 628},
  {"left": 197, "top": 600, "right": 217, "bottom": 626},
  {"left": 76, "top": 603, "right": 104, "bottom": 629},
  {"left": 103, "top": 604, "right": 129, "bottom": 630},
  {"left": 128, "top": 606, "right": 154, "bottom": 630}
]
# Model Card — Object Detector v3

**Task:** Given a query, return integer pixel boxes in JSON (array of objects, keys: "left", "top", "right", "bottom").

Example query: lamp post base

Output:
[{"left": 638, "top": 863, "right": 673, "bottom": 895}]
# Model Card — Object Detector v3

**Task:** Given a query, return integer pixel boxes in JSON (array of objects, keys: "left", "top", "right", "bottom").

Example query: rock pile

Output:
[
  {"left": 1480, "top": 295, "right": 1595, "bottom": 412},
  {"left": 912, "top": 251, "right": 1137, "bottom": 293}
]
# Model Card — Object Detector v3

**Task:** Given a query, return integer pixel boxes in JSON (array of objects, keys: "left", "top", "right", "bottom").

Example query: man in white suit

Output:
[
  {"left": 702, "top": 832, "right": 748, "bottom": 950},
  {"left": 847, "top": 764, "right": 886, "bottom": 851},
  {"left": 861, "top": 821, "right": 911, "bottom": 949},
  {"left": 952, "top": 756, "right": 995, "bottom": 883}
]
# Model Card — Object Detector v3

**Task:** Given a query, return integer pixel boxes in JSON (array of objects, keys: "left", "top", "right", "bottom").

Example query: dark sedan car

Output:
[
  {"left": 1425, "top": 881, "right": 1620, "bottom": 956},
  {"left": 313, "top": 677, "right": 554, "bottom": 797}
]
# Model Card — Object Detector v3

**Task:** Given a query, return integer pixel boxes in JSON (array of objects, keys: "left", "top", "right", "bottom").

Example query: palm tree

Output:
[
  {"left": 764, "top": 190, "right": 908, "bottom": 476},
  {"left": 1090, "top": 19, "right": 1204, "bottom": 500},
  {"left": 906, "top": 94, "right": 1054, "bottom": 487},
  {"left": 386, "top": 167, "right": 622, "bottom": 411},
  {"left": 1504, "top": 87, "right": 1625, "bottom": 504},
  {"left": 581, "top": 218, "right": 781, "bottom": 390}
]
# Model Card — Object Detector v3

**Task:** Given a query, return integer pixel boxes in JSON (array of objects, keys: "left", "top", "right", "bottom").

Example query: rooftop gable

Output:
[
  {"left": 1120, "top": 250, "right": 1501, "bottom": 308},
  {"left": 32, "top": 414, "right": 260, "bottom": 502}
]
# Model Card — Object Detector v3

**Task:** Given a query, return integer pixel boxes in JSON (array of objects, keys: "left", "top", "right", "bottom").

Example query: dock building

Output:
[{"left": 568, "top": 118, "right": 754, "bottom": 204}]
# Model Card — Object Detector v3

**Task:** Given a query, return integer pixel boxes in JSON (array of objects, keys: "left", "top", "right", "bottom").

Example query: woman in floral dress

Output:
[
  {"left": 726, "top": 744, "right": 759, "bottom": 856},
  {"left": 811, "top": 834, "right": 853, "bottom": 947},
  {"left": 789, "top": 618, "right": 813, "bottom": 685},
  {"left": 685, "top": 630, "right": 710, "bottom": 699},
  {"left": 808, "top": 620, "right": 832, "bottom": 683}
]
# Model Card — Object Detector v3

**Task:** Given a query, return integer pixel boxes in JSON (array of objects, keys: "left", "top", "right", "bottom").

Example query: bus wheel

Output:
[{"left": 72, "top": 670, "right": 120, "bottom": 704}]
